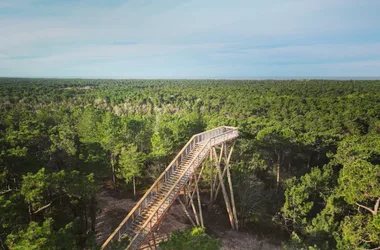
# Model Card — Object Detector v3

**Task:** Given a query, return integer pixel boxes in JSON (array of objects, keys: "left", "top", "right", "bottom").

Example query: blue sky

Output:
[{"left": 1, "top": 0, "right": 380, "bottom": 78}]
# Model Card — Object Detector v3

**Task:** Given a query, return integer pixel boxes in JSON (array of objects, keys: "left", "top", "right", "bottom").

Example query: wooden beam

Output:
[
  {"left": 225, "top": 141, "right": 239, "bottom": 230},
  {"left": 213, "top": 146, "right": 236, "bottom": 230},
  {"left": 184, "top": 185, "right": 189, "bottom": 205},
  {"left": 189, "top": 193, "right": 200, "bottom": 226},
  {"left": 152, "top": 231, "right": 157, "bottom": 250},
  {"left": 218, "top": 144, "right": 224, "bottom": 167},
  {"left": 178, "top": 197, "right": 196, "bottom": 226},
  {"left": 195, "top": 180, "right": 204, "bottom": 228},
  {"left": 188, "top": 162, "right": 206, "bottom": 202},
  {"left": 213, "top": 163, "right": 227, "bottom": 203},
  {"left": 147, "top": 239, "right": 154, "bottom": 250},
  {"left": 212, "top": 144, "right": 227, "bottom": 202},
  {"left": 210, "top": 149, "right": 214, "bottom": 203},
  {"left": 186, "top": 179, "right": 200, "bottom": 226}
]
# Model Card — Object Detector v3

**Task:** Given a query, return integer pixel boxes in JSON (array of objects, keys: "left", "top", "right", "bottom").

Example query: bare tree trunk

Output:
[
  {"left": 133, "top": 175, "right": 136, "bottom": 197},
  {"left": 0, "top": 233, "right": 8, "bottom": 250},
  {"left": 84, "top": 209, "right": 88, "bottom": 232},
  {"left": 110, "top": 153, "right": 116, "bottom": 183},
  {"left": 90, "top": 197, "right": 96, "bottom": 231},
  {"left": 276, "top": 153, "right": 282, "bottom": 192},
  {"left": 28, "top": 203, "right": 33, "bottom": 221}
]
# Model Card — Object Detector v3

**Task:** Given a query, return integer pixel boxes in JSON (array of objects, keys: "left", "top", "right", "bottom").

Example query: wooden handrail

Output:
[
  {"left": 127, "top": 128, "right": 238, "bottom": 248},
  {"left": 101, "top": 126, "right": 237, "bottom": 249}
]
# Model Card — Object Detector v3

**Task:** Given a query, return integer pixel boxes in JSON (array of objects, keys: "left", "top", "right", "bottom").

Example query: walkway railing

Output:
[{"left": 101, "top": 126, "right": 238, "bottom": 249}]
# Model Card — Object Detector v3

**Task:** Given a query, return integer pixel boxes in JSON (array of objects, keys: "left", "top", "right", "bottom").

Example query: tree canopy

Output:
[{"left": 0, "top": 78, "right": 379, "bottom": 249}]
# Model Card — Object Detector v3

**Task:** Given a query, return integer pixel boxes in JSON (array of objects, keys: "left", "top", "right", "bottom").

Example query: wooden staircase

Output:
[
  {"left": 101, "top": 126, "right": 238, "bottom": 250},
  {"left": 126, "top": 144, "right": 204, "bottom": 249}
]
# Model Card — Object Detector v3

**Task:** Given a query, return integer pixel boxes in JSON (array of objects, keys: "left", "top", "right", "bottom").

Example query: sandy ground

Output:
[
  {"left": 95, "top": 190, "right": 136, "bottom": 244},
  {"left": 95, "top": 189, "right": 283, "bottom": 250},
  {"left": 95, "top": 189, "right": 191, "bottom": 245},
  {"left": 219, "top": 231, "right": 283, "bottom": 250}
]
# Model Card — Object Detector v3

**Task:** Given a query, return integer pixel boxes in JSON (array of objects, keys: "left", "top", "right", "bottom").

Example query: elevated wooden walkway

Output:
[{"left": 102, "top": 126, "right": 238, "bottom": 250}]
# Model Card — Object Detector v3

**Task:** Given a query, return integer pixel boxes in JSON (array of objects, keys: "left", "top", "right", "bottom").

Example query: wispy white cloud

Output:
[
  {"left": 210, "top": 43, "right": 380, "bottom": 63},
  {"left": 0, "top": 0, "right": 379, "bottom": 77},
  {"left": 2, "top": 0, "right": 377, "bottom": 49},
  {"left": 29, "top": 43, "right": 227, "bottom": 61},
  {"left": 0, "top": 2, "right": 10, "bottom": 8}
]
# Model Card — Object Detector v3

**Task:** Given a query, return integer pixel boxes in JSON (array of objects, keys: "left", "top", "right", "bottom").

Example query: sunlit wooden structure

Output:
[{"left": 101, "top": 126, "right": 239, "bottom": 250}]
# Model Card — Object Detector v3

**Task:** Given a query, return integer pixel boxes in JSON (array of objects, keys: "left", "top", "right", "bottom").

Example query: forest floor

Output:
[{"left": 95, "top": 181, "right": 283, "bottom": 250}]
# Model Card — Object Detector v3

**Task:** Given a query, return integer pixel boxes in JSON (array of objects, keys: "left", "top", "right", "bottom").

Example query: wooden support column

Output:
[
  {"left": 213, "top": 163, "right": 227, "bottom": 203},
  {"left": 186, "top": 178, "right": 200, "bottom": 226},
  {"left": 188, "top": 162, "right": 206, "bottom": 202},
  {"left": 218, "top": 143, "right": 225, "bottom": 168},
  {"left": 178, "top": 197, "right": 196, "bottom": 226},
  {"left": 225, "top": 140, "right": 239, "bottom": 230},
  {"left": 147, "top": 239, "right": 154, "bottom": 250},
  {"left": 195, "top": 180, "right": 204, "bottom": 228},
  {"left": 189, "top": 196, "right": 200, "bottom": 226},
  {"left": 213, "top": 145, "right": 236, "bottom": 230},
  {"left": 212, "top": 144, "right": 226, "bottom": 202},
  {"left": 185, "top": 181, "right": 192, "bottom": 206},
  {"left": 184, "top": 185, "right": 189, "bottom": 205},
  {"left": 152, "top": 231, "right": 157, "bottom": 250},
  {"left": 210, "top": 149, "right": 214, "bottom": 203}
]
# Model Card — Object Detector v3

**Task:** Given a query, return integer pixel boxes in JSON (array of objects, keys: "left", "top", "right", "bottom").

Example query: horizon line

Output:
[{"left": 1, "top": 76, "right": 380, "bottom": 80}]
